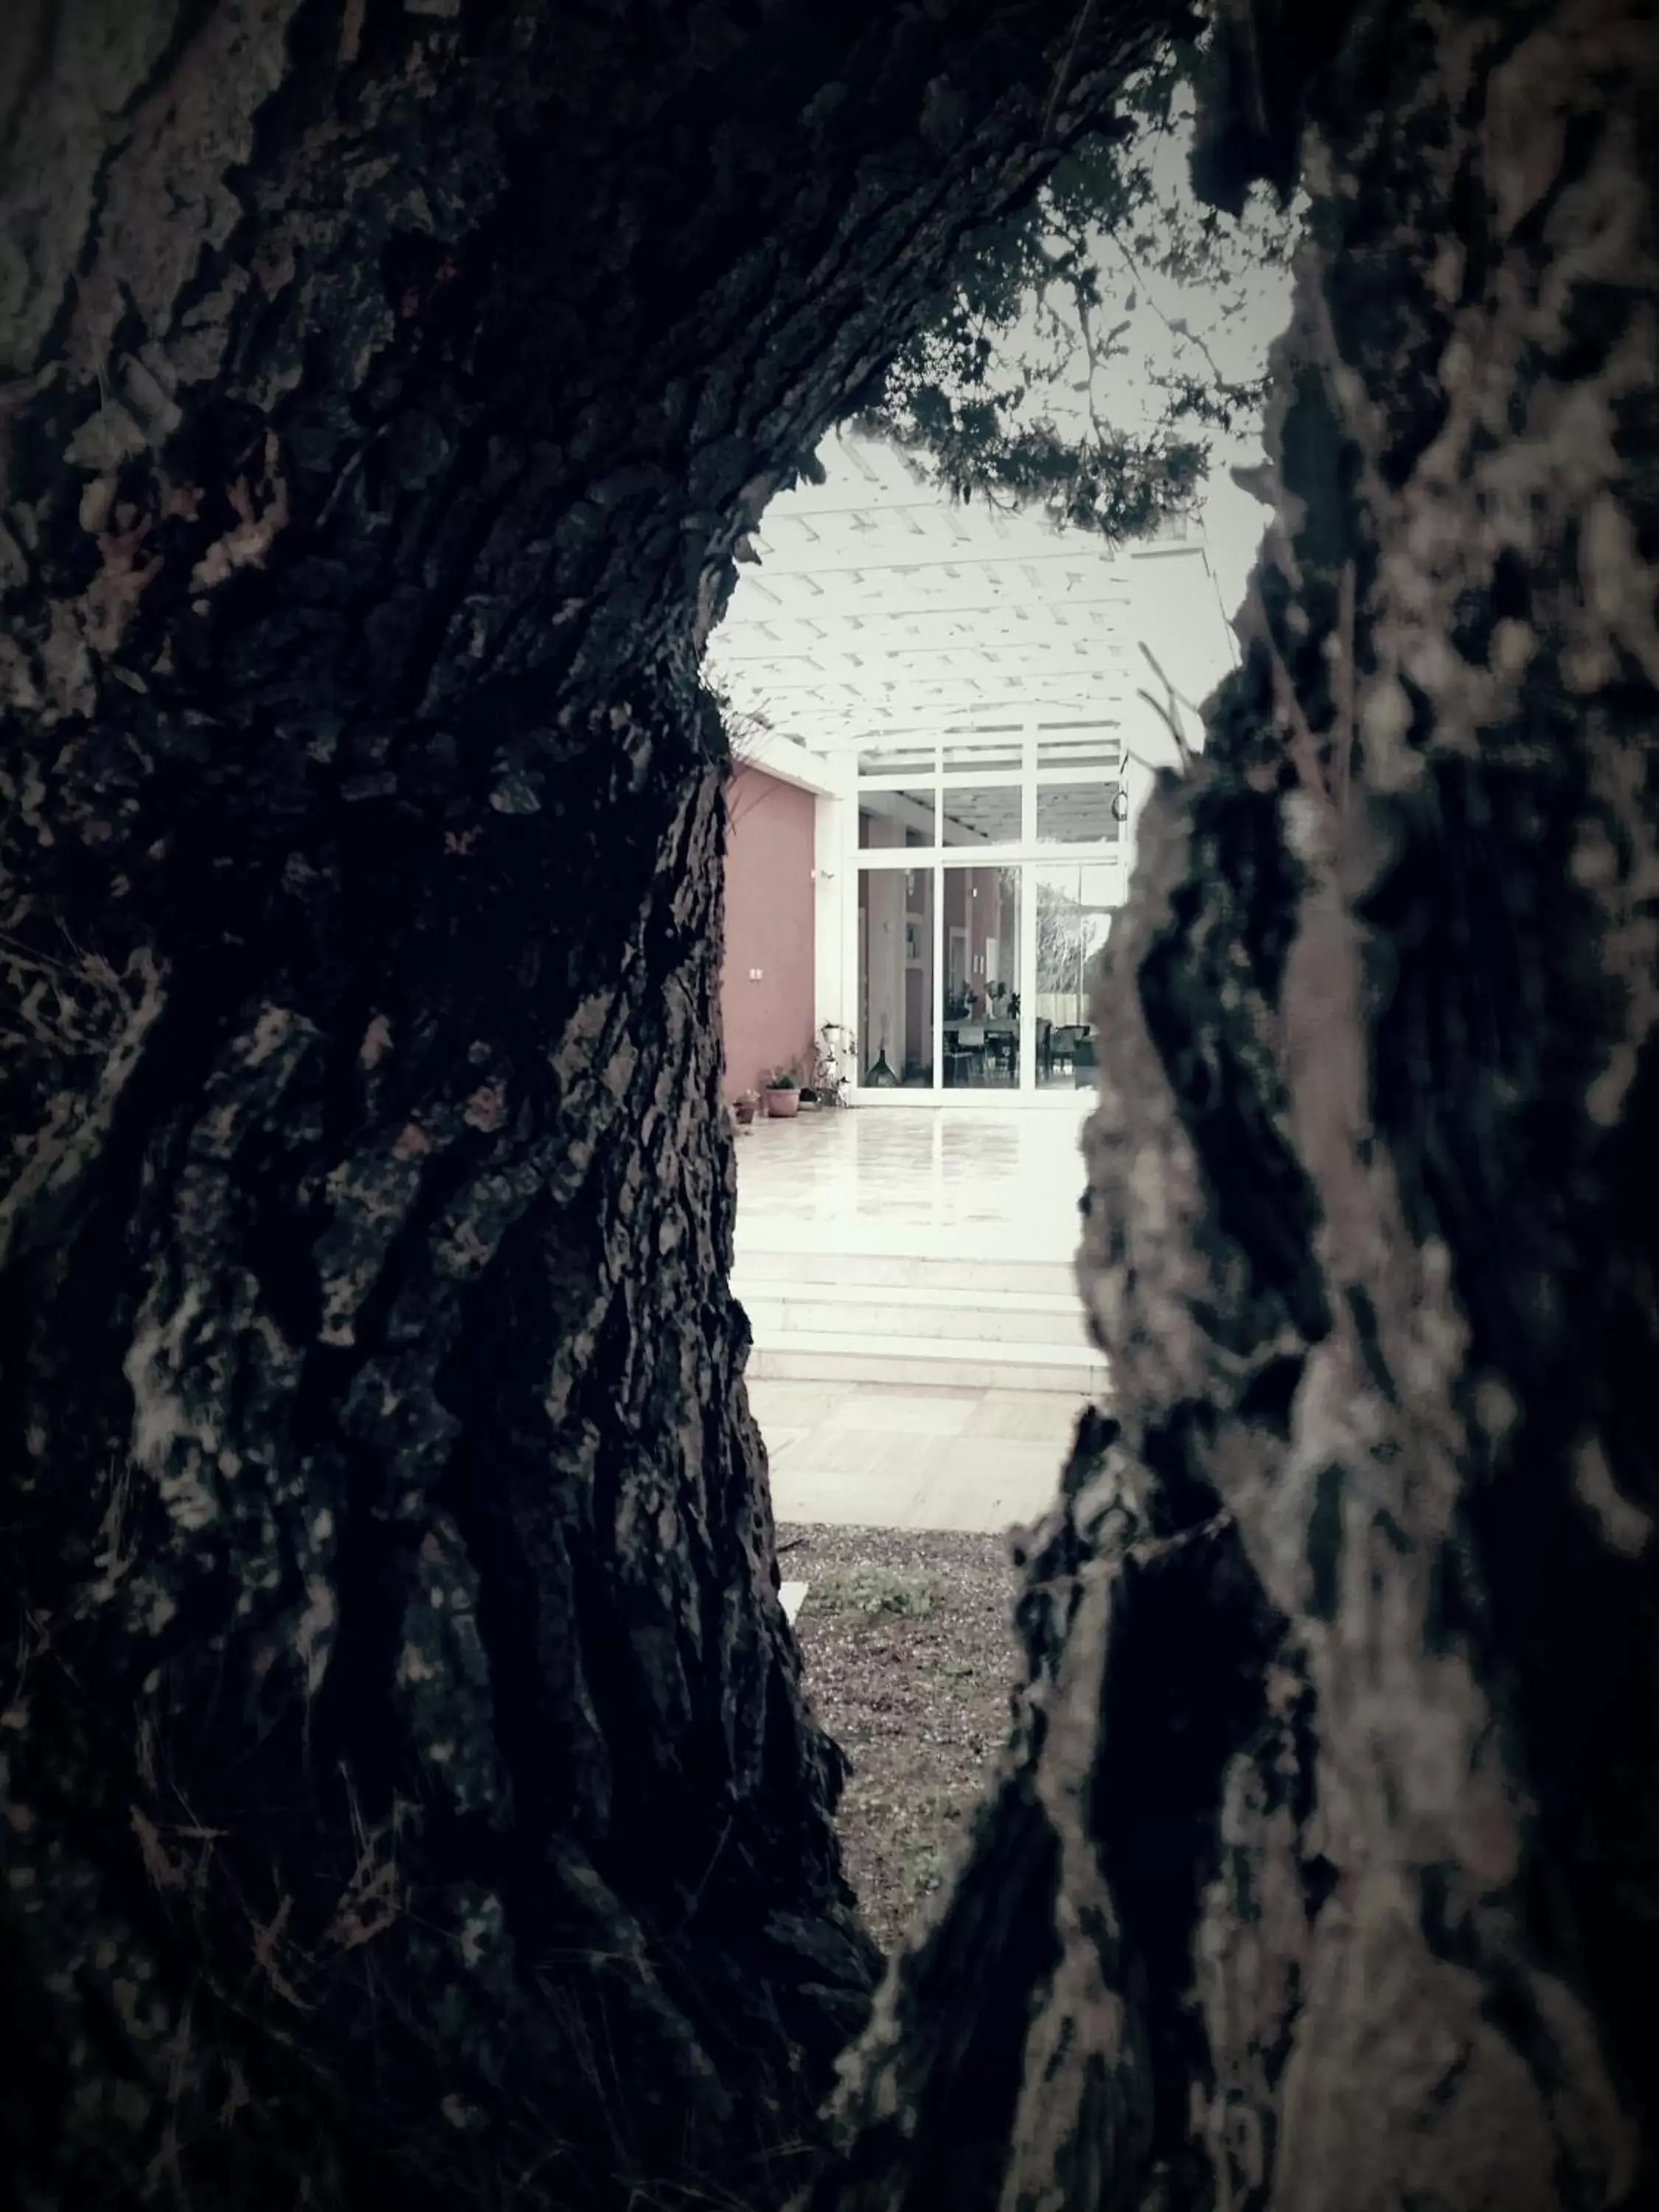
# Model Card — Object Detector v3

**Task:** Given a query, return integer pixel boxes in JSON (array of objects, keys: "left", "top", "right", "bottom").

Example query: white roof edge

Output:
[{"left": 732, "top": 726, "right": 841, "bottom": 797}]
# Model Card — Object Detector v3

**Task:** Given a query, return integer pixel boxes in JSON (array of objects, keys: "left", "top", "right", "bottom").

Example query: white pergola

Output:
[{"left": 709, "top": 428, "right": 1237, "bottom": 765}]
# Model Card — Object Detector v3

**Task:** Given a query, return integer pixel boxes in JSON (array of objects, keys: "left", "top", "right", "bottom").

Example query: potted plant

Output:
[
  {"left": 762, "top": 1065, "right": 801, "bottom": 1118},
  {"left": 732, "top": 1090, "right": 759, "bottom": 1126}
]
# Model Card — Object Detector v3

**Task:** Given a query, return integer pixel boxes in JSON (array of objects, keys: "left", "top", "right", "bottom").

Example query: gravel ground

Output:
[{"left": 777, "top": 1521, "right": 1023, "bottom": 1954}]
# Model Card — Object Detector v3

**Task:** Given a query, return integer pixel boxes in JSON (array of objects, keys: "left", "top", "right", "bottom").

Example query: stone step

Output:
[
  {"left": 736, "top": 1279, "right": 1093, "bottom": 1349},
  {"left": 747, "top": 1330, "right": 1108, "bottom": 1394},
  {"left": 732, "top": 1243, "right": 1075, "bottom": 1301}
]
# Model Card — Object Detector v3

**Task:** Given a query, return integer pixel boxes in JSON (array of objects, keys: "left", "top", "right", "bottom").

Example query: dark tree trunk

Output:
[
  {"left": 807, "top": 0, "right": 1659, "bottom": 2206},
  {"left": 0, "top": 5, "right": 1180, "bottom": 2207}
]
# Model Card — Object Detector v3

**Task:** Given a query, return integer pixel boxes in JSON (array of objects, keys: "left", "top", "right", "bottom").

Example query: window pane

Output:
[
  {"left": 939, "top": 785, "right": 1021, "bottom": 845},
  {"left": 858, "top": 868, "right": 934, "bottom": 1086},
  {"left": 1034, "top": 864, "right": 1117, "bottom": 1091},
  {"left": 859, "top": 789, "right": 935, "bottom": 848},
  {"left": 942, "top": 867, "right": 1020, "bottom": 1091},
  {"left": 1035, "top": 780, "right": 1121, "bottom": 844}
]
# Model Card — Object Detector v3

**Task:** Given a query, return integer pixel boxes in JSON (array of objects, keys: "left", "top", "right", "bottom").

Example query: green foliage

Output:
[
  {"left": 853, "top": 45, "right": 1297, "bottom": 542},
  {"left": 809, "top": 1566, "right": 936, "bottom": 1618},
  {"left": 905, "top": 1840, "right": 948, "bottom": 1901}
]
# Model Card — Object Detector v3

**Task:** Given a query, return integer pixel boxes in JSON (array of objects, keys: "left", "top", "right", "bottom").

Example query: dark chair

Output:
[
  {"left": 984, "top": 1021, "right": 1017, "bottom": 1082},
  {"left": 1071, "top": 1031, "right": 1098, "bottom": 1088}
]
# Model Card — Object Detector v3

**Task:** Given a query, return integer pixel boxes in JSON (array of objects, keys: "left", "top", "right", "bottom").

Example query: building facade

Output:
[{"left": 713, "top": 434, "right": 1238, "bottom": 1107}]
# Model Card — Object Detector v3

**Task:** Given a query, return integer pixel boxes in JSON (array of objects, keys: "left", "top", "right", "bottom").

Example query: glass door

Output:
[
  {"left": 939, "top": 864, "right": 1021, "bottom": 1091},
  {"left": 857, "top": 864, "right": 935, "bottom": 1087},
  {"left": 1034, "top": 863, "right": 1118, "bottom": 1092}
]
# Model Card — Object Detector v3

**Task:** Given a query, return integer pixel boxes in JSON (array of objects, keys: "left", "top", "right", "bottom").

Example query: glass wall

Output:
[
  {"left": 940, "top": 785, "right": 1021, "bottom": 844},
  {"left": 858, "top": 866, "right": 935, "bottom": 1086},
  {"left": 852, "top": 723, "right": 1124, "bottom": 1098},
  {"left": 1035, "top": 781, "right": 1121, "bottom": 842},
  {"left": 859, "top": 788, "right": 934, "bottom": 846}
]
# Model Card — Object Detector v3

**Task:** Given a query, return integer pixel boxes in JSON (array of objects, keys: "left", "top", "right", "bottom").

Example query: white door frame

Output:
[{"left": 832, "top": 728, "right": 1128, "bottom": 1108}]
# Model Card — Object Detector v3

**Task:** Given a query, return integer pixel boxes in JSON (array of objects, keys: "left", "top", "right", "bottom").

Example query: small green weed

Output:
[
  {"left": 810, "top": 1565, "right": 935, "bottom": 1618},
  {"left": 905, "top": 1840, "right": 947, "bottom": 1899}
]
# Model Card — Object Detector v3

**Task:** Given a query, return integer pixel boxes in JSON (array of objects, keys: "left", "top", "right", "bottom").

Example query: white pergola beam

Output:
[
  {"left": 745, "top": 680, "right": 1130, "bottom": 709},
  {"left": 718, "top": 620, "right": 1131, "bottom": 660},
  {"left": 735, "top": 573, "right": 1132, "bottom": 613},
  {"left": 845, "top": 734, "right": 1133, "bottom": 752},
  {"left": 748, "top": 710, "right": 1126, "bottom": 738},
  {"left": 741, "top": 543, "right": 1135, "bottom": 580},
  {"left": 765, "top": 689, "right": 1127, "bottom": 717},
  {"left": 759, "top": 731, "right": 1116, "bottom": 749},
  {"left": 769, "top": 723, "right": 1124, "bottom": 755},
  {"left": 732, "top": 653, "right": 1131, "bottom": 683}
]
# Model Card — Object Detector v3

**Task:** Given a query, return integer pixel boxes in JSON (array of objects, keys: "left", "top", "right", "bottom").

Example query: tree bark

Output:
[
  {"left": 0, "top": 4, "right": 1183, "bottom": 2207},
  {"left": 806, "top": 0, "right": 1659, "bottom": 2205}
]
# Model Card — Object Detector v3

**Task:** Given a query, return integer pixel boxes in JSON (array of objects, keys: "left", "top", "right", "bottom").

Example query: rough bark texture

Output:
[
  {"left": 807, "top": 1, "right": 1659, "bottom": 2206},
  {"left": 0, "top": 5, "right": 1183, "bottom": 2208}
]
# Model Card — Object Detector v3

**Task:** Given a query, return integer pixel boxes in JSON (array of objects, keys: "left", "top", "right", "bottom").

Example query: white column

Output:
[
  {"left": 1019, "top": 712, "right": 1038, "bottom": 1090},
  {"left": 813, "top": 752, "right": 858, "bottom": 1046}
]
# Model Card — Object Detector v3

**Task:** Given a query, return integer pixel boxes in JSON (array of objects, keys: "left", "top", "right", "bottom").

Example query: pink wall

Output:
[{"left": 721, "top": 766, "right": 816, "bottom": 1096}]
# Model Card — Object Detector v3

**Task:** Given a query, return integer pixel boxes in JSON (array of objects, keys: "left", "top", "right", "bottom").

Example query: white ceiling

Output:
[{"left": 709, "top": 429, "right": 1237, "bottom": 759}]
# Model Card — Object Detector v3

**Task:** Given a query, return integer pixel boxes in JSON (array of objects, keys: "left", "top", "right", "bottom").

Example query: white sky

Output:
[
  {"left": 961, "top": 113, "right": 1298, "bottom": 623},
  {"left": 1123, "top": 124, "right": 1297, "bottom": 619},
  {"left": 761, "top": 122, "right": 1293, "bottom": 643}
]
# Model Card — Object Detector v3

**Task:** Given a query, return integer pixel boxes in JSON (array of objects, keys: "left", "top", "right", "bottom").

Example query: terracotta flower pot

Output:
[
  {"left": 734, "top": 1099, "right": 757, "bottom": 1125},
  {"left": 763, "top": 1088, "right": 800, "bottom": 1119}
]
